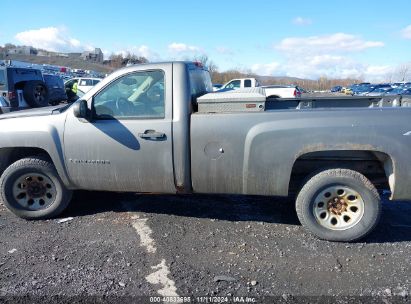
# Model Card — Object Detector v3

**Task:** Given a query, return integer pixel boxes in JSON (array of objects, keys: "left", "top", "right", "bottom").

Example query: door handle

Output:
[{"left": 138, "top": 130, "right": 166, "bottom": 140}]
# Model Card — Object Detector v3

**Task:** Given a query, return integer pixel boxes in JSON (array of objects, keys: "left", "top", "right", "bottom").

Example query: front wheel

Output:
[
  {"left": 296, "top": 169, "right": 381, "bottom": 242},
  {"left": 0, "top": 157, "right": 72, "bottom": 219}
]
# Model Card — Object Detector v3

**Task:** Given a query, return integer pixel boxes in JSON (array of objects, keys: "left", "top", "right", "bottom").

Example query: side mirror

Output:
[{"left": 73, "top": 100, "right": 88, "bottom": 118}]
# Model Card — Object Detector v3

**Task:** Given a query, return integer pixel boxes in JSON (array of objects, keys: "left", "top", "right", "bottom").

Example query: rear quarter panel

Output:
[{"left": 190, "top": 107, "right": 411, "bottom": 200}]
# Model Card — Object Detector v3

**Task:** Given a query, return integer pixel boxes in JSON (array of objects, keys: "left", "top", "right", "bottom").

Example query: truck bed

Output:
[
  {"left": 197, "top": 88, "right": 411, "bottom": 113},
  {"left": 265, "top": 95, "right": 411, "bottom": 110}
]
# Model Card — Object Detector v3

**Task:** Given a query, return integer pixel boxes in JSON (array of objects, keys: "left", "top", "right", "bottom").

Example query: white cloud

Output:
[
  {"left": 15, "top": 27, "right": 91, "bottom": 52},
  {"left": 251, "top": 62, "right": 280, "bottom": 75},
  {"left": 277, "top": 33, "right": 384, "bottom": 53},
  {"left": 364, "top": 65, "right": 393, "bottom": 76},
  {"left": 168, "top": 42, "right": 201, "bottom": 53},
  {"left": 252, "top": 54, "right": 393, "bottom": 81},
  {"left": 292, "top": 17, "right": 312, "bottom": 26},
  {"left": 401, "top": 25, "right": 411, "bottom": 39},
  {"left": 253, "top": 32, "right": 387, "bottom": 80}
]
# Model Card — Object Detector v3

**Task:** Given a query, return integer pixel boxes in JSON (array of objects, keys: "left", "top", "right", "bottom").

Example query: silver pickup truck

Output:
[{"left": 0, "top": 61, "right": 410, "bottom": 242}]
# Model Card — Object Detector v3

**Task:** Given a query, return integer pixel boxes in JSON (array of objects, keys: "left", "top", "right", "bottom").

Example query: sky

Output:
[{"left": 0, "top": 0, "right": 410, "bottom": 81}]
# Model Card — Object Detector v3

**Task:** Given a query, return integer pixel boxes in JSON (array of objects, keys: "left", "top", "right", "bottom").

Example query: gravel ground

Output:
[{"left": 0, "top": 191, "right": 410, "bottom": 303}]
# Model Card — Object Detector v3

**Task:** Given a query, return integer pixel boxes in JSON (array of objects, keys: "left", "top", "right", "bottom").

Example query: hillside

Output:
[
  {"left": 2, "top": 54, "right": 113, "bottom": 73},
  {"left": 2, "top": 53, "right": 360, "bottom": 90}
]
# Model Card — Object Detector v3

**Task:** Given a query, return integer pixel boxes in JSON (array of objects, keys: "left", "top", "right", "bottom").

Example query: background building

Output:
[{"left": 81, "top": 48, "right": 104, "bottom": 63}]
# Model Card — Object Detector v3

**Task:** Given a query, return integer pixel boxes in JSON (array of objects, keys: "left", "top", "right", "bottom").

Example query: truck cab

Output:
[
  {"left": 221, "top": 78, "right": 260, "bottom": 90},
  {"left": 221, "top": 77, "right": 300, "bottom": 98}
]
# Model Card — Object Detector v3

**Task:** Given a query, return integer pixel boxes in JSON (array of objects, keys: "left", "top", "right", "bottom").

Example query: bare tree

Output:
[
  {"left": 396, "top": 63, "right": 411, "bottom": 82},
  {"left": 385, "top": 71, "right": 394, "bottom": 83},
  {"left": 193, "top": 55, "right": 218, "bottom": 78},
  {"left": 108, "top": 53, "right": 124, "bottom": 69}
]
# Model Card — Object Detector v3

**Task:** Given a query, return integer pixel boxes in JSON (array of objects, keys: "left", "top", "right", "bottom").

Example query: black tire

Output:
[
  {"left": 23, "top": 81, "right": 49, "bottom": 107},
  {"left": 295, "top": 168, "right": 381, "bottom": 242},
  {"left": 0, "top": 157, "right": 72, "bottom": 220}
]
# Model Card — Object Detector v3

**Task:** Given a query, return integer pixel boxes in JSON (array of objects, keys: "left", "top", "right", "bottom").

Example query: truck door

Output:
[{"left": 63, "top": 67, "right": 176, "bottom": 193}]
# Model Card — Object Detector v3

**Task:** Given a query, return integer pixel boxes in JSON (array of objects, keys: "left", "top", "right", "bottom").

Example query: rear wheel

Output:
[
  {"left": 296, "top": 168, "right": 381, "bottom": 242},
  {"left": 23, "top": 81, "right": 49, "bottom": 107},
  {"left": 0, "top": 157, "right": 72, "bottom": 219}
]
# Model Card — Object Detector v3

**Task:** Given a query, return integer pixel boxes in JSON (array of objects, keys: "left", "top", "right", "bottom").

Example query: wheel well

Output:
[
  {"left": 0, "top": 147, "right": 52, "bottom": 177},
  {"left": 289, "top": 150, "right": 393, "bottom": 195}
]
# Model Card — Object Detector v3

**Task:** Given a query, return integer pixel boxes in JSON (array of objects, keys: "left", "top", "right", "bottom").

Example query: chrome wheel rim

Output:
[
  {"left": 313, "top": 185, "right": 365, "bottom": 230},
  {"left": 12, "top": 173, "right": 56, "bottom": 210}
]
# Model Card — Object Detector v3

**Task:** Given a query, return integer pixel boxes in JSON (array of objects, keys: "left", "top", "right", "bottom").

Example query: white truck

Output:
[
  {"left": 65, "top": 77, "right": 102, "bottom": 93},
  {"left": 221, "top": 77, "right": 301, "bottom": 98}
]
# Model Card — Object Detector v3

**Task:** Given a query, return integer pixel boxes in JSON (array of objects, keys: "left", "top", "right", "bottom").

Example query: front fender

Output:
[{"left": 0, "top": 113, "right": 73, "bottom": 188}]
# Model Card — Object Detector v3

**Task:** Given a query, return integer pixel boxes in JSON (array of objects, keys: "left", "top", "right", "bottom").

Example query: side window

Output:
[
  {"left": 80, "top": 79, "right": 92, "bottom": 86},
  {"left": 226, "top": 80, "right": 241, "bottom": 89},
  {"left": 92, "top": 79, "right": 101, "bottom": 85},
  {"left": 244, "top": 79, "right": 252, "bottom": 87},
  {"left": 93, "top": 70, "right": 165, "bottom": 119}
]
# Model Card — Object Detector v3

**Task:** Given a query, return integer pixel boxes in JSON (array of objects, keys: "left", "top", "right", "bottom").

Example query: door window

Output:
[
  {"left": 226, "top": 80, "right": 241, "bottom": 89},
  {"left": 80, "top": 79, "right": 93, "bottom": 86},
  {"left": 93, "top": 70, "right": 165, "bottom": 119}
]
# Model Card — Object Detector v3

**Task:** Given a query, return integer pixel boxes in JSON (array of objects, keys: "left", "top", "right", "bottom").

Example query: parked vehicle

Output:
[
  {"left": 403, "top": 88, "right": 411, "bottom": 95},
  {"left": 1, "top": 62, "right": 411, "bottom": 242},
  {"left": 0, "top": 65, "right": 49, "bottom": 112},
  {"left": 64, "top": 77, "right": 101, "bottom": 93},
  {"left": 391, "top": 82, "right": 411, "bottom": 88},
  {"left": 221, "top": 78, "right": 260, "bottom": 89},
  {"left": 331, "top": 86, "right": 342, "bottom": 92},
  {"left": 212, "top": 84, "right": 223, "bottom": 91},
  {"left": 344, "top": 87, "right": 353, "bottom": 95},
  {"left": 366, "top": 87, "right": 393, "bottom": 96},
  {"left": 392, "top": 82, "right": 405, "bottom": 88},
  {"left": 43, "top": 74, "right": 67, "bottom": 106},
  {"left": 352, "top": 84, "right": 374, "bottom": 95},
  {"left": 356, "top": 84, "right": 391, "bottom": 96},
  {"left": 221, "top": 77, "right": 301, "bottom": 98}
]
